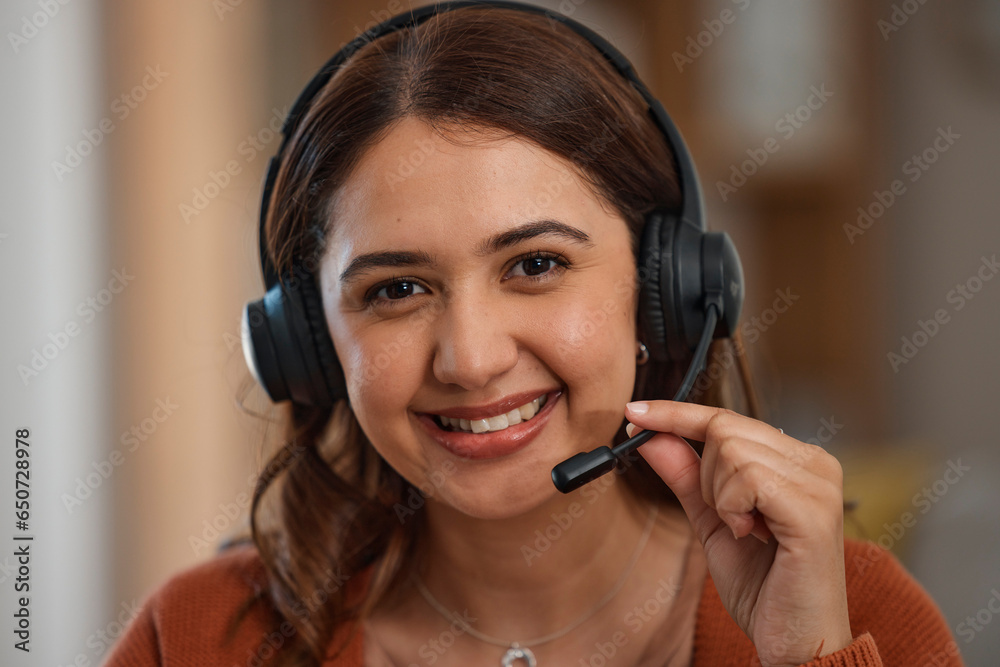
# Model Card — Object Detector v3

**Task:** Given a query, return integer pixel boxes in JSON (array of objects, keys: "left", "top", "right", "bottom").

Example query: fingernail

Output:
[
  {"left": 626, "top": 401, "right": 648, "bottom": 416},
  {"left": 750, "top": 529, "right": 770, "bottom": 545},
  {"left": 625, "top": 422, "right": 636, "bottom": 437}
]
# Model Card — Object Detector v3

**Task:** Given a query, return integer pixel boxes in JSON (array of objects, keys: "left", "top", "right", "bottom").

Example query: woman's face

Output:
[{"left": 319, "top": 116, "right": 639, "bottom": 519}]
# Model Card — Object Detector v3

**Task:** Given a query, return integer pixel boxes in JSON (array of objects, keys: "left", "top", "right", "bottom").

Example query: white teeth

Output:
[{"left": 437, "top": 393, "right": 549, "bottom": 434}]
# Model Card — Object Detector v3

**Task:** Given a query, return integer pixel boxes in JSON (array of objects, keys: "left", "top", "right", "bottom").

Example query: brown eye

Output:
[
  {"left": 367, "top": 279, "right": 427, "bottom": 304},
  {"left": 521, "top": 256, "right": 552, "bottom": 276},
  {"left": 507, "top": 252, "right": 568, "bottom": 280}
]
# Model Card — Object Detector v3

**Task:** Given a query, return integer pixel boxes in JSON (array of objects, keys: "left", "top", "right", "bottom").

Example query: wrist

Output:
[{"left": 759, "top": 623, "right": 854, "bottom": 667}]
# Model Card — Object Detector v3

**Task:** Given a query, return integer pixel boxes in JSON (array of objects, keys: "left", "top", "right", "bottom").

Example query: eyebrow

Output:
[{"left": 338, "top": 219, "right": 594, "bottom": 285}]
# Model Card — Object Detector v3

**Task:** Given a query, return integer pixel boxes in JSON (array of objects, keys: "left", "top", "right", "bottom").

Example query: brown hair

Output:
[{"left": 247, "top": 6, "right": 760, "bottom": 664}]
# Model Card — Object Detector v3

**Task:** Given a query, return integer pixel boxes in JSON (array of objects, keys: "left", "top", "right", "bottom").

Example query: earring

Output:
[{"left": 636, "top": 341, "right": 649, "bottom": 366}]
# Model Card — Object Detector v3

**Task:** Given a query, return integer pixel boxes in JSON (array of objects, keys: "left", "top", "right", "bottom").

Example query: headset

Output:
[{"left": 241, "top": 0, "right": 745, "bottom": 495}]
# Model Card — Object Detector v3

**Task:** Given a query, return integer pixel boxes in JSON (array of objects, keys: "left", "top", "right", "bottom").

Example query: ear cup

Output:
[
  {"left": 242, "top": 268, "right": 345, "bottom": 407},
  {"left": 295, "top": 268, "right": 347, "bottom": 405},
  {"left": 636, "top": 210, "right": 671, "bottom": 363},
  {"left": 242, "top": 296, "right": 289, "bottom": 402},
  {"left": 637, "top": 209, "right": 708, "bottom": 365}
]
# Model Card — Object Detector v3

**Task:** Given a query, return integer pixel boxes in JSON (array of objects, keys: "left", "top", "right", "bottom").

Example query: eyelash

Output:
[{"left": 362, "top": 250, "right": 571, "bottom": 308}]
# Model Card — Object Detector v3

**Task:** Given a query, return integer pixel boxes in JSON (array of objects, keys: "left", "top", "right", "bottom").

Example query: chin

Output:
[{"left": 429, "top": 467, "right": 561, "bottom": 521}]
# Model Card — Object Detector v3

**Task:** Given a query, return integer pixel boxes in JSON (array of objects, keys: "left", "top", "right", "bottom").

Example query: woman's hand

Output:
[{"left": 624, "top": 401, "right": 852, "bottom": 667}]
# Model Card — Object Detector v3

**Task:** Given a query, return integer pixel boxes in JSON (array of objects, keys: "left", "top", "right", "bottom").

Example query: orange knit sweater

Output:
[{"left": 106, "top": 538, "right": 963, "bottom": 666}]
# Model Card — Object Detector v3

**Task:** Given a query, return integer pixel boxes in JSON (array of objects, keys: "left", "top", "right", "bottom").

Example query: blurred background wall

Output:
[{"left": 0, "top": 0, "right": 997, "bottom": 664}]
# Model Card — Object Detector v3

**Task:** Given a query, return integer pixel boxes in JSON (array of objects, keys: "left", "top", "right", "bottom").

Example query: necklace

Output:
[{"left": 412, "top": 505, "right": 659, "bottom": 666}]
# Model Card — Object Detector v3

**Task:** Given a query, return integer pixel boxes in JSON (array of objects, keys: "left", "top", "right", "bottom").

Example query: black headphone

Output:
[{"left": 241, "top": 0, "right": 745, "bottom": 491}]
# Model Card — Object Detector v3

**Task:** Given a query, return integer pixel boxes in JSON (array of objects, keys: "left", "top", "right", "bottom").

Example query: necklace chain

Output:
[{"left": 412, "top": 504, "right": 659, "bottom": 649}]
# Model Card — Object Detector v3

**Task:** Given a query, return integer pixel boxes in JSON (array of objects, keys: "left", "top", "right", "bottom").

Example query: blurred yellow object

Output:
[{"left": 840, "top": 441, "right": 940, "bottom": 565}]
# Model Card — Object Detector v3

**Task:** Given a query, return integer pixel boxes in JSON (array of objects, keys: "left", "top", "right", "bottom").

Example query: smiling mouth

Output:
[{"left": 432, "top": 394, "right": 549, "bottom": 434}]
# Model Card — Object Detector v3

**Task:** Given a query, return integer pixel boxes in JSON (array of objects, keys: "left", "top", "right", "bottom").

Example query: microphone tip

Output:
[{"left": 550, "top": 447, "right": 617, "bottom": 494}]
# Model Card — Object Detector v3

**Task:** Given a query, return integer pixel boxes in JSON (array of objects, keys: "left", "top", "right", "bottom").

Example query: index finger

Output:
[{"left": 624, "top": 400, "right": 777, "bottom": 444}]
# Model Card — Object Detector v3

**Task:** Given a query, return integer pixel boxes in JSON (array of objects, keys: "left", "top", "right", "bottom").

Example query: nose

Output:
[{"left": 431, "top": 292, "right": 520, "bottom": 391}]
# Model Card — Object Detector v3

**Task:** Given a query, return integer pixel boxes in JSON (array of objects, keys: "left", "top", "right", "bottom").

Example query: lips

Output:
[
  {"left": 421, "top": 389, "right": 559, "bottom": 421},
  {"left": 437, "top": 394, "right": 548, "bottom": 434},
  {"left": 415, "top": 389, "right": 562, "bottom": 460}
]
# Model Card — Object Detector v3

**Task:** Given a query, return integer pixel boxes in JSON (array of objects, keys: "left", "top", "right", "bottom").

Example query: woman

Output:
[{"left": 108, "top": 3, "right": 962, "bottom": 666}]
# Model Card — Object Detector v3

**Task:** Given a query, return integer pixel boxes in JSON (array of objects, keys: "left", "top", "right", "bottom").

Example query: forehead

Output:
[{"left": 324, "top": 116, "right": 620, "bottom": 261}]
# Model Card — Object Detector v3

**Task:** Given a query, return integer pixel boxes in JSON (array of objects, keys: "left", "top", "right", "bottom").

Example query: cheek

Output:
[
  {"left": 546, "top": 289, "right": 635, "bottom": 377},
  {"left": 542, "top": 289, "right": 637, "bottom": 440},
  {"left": 330, "top": 320, "right": 430, "bottom": 446}
]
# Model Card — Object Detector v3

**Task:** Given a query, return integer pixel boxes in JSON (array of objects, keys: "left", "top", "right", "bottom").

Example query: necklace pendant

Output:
[{"left": 501, "top": 642, "right": 537, "bottom": 667}]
